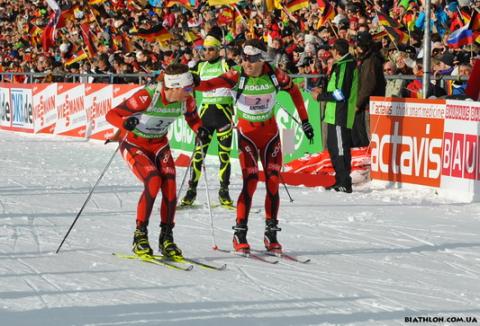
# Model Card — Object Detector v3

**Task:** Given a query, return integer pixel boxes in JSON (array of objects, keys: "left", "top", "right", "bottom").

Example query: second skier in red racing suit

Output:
[{"left": 195, "top": 39, "right": 314, "bottom": 253}]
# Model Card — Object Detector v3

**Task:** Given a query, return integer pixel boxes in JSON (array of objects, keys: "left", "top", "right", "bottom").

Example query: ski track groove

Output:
[
  {"left": 0, "top": 199, "right": 6, "bottom": 214},
  {"left": 113, "top": 192, "right": 123, "bottom": 208},
  {"left": 27, "top": 216, "right": 42, "bottom": 253},
  {"left": 17, "top": 258, "right": 75, "bottom": 300},
  {"left": 395, "top": 230, "right": 435, "bottom": 247},
  {"left": 24, "top": 278, "right": 49, "bottom": 309},
  {"left": 235, "top": 265, "right": 329, "bottom": 318}
]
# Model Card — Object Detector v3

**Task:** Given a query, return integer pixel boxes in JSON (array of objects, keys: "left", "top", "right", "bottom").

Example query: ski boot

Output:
[
  {"left": 132, "top": 225, "right": 153, "bottom": 257},
  {"left": 232, "top": 224, "right": 250, "bottom": 253},
  {"left": 218, "top": 184, "right": 233, "bottom": 207},
  {"left": 159, "top": 223, "right": 183, "bottom": 260},
  {"left": 180, "top": 187, "right": 197, "bottom": 206},
  {"left": 264, "top": 220, "right": 282, "bottom": 253}
]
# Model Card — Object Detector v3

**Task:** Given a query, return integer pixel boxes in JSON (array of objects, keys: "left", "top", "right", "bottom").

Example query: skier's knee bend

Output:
[{"left": 145, "top": 174, "right": 161, "bottom": 197}]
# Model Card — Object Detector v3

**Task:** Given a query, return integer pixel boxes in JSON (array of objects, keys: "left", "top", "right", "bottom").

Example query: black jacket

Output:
[{"left": 356, "top": 46, "right": 386, "bottom": 110}]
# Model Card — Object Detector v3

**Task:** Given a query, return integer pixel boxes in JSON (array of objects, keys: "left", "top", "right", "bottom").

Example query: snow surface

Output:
[{"left": 1, "top": 130, "right": 480, "bottom": 326}]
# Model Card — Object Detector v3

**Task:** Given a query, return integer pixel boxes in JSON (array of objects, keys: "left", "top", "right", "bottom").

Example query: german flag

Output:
[
  {"left": 403, "top": 11, "right": 416, "bottom": 31},
  {"left": 376, "top": 10, "right": 401, "bottom": 28},
  {"left": 165, "top": 0, "right": 192, "bottom": 10},
  {"left": 208, "top": 0, "right": 239, "bottom": 6},
  {"left": 474, "top": 32, "right": 480, "bottom": 45},
  {"left": 134, "top": 25, "right": 172, "bottom": 42},
  {"left": 316, "top": 1, "right": 335, "bottom": 29},
  {"left": 286, "top": 0, "right": 309, "bottom": 13},
  {"left": 218, "top": 7, "right": 234, "bottom": 26},
  {"left": 65, "top": 50, "right": 88, "bottom": 66},
  {"left": 384, "top": 26, "right": 409, "bottom": 45},
  {"left": 372, "top": 29, "right": 388, "bottom": 42},
  {"left": 30, "top": 24, "right": 43, "bottom": 47},
  {"left": 469, "top": 11, "right": 480, "bottom": 31}
]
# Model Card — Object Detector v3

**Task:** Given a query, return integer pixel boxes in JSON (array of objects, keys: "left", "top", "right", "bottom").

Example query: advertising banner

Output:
[
  {"left": 440, "top": 100, "right": 480, "bottom": 201},
  {"left": 1, "top": 85, "right": 34, "bottom": 133},
  {"left": 54, "top": 83, "right": 87, "bottom": 137},
  {"left": 85, "top": 84, "right": 114, "bottom": 140},
  {"left": 370, "top": 97, "right": 445, "bottom": 187},
  {"left": 167, "top": 90, "right": 323, "bottom": 163},
  {"left": 0, "top": 85, "right": 11, "bottom": 129},
  {"left": 33, "top": 83, "right": 57, "bottom": 134}
]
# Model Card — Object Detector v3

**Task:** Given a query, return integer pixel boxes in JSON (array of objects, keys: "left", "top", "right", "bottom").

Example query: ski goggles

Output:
[
  {"left": 241, "top": 53, "right": 263, "bottom": 63},
  {"left": 183, "top": 85, "right": 194, "bottom": 93}
]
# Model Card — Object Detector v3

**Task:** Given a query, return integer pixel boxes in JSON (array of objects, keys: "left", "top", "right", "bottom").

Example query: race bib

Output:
[
  {"left": 239, "top": 93, "right": 274, "bottom": 113},
  {"left": 136, "top": 115, "right": 175, "bottom": 136}
]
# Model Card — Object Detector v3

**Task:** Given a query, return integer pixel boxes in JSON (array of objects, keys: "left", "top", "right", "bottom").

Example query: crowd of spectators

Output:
[{"left": 0, "top": 0, "right": 478, "bottom": 98}]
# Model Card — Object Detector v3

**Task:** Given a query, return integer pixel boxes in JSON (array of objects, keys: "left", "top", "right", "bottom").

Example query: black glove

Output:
[
  {"left": 196, "top": 126, "right": 211, "bottom": 145},
  {"left": 301, "top": 120, "right": 314, "bottom": 144},
  {"left": 123, "top": 116, "right": 139, "bottom": 131},
  {"left": 192, "top": 73, "right": 201, "bottom": 87}
]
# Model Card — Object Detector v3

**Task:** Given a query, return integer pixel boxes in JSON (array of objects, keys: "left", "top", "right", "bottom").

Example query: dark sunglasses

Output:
[{"left": 241, "top": 54, "right": 263, "bottom": 63}]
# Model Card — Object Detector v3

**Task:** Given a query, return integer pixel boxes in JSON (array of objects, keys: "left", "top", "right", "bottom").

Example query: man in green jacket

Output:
[{"left": 310, "top": 39, "right": 359, "bottom": 193}]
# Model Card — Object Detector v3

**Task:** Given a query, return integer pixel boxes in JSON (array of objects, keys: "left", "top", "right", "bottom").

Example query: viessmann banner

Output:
[
  {"left": 0, "top": 83, "right": 321, "bottom": 163},
  {"left": 370, "top": 97, "right": 480, "bottom": 201}
]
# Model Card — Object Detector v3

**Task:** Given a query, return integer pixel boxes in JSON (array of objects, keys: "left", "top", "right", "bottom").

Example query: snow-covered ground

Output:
[{"left": 1, "top": 130, "right": 480, "bottom": 326}]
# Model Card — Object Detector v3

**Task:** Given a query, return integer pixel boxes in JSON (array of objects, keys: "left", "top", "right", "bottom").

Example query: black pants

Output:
[
  {"left": 351, "top": 110, "right": 370, "bottom": 148},
  {"left": 188, "top": 103, "right": 233, "bottom": 189},
  {"left": 327, "top": 123, "right": 352, "bottom": 187}
]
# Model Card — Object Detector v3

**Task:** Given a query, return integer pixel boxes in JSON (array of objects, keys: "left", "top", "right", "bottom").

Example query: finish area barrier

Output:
[
  {"left": 0, "top": 83, "right": 321, "bottom": 163},
  {"left": 370, "top": 97, "right": 480, "bottom": 202}
]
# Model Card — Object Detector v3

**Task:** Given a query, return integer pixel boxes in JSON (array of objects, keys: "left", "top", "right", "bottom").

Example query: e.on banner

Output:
[
  {"left": 370, "top": 97, "right": 445, "bottom": 187},
  {"left": 440, "top": 100, "right": 480, "bottom": 200},
  {"left": 33, "top": 84, "right": 57, "bottom": 134},
  {"left": 85, "top": 84, "right": 114, "bottom": 140}
]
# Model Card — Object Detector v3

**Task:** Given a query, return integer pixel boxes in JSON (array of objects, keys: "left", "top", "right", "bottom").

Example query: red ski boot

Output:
[
  {"left": 264, "top": 221, "right": 282, "bottom": 253},
  {"left": 232, "top": 225, "right": 250, "bottom": 253}
]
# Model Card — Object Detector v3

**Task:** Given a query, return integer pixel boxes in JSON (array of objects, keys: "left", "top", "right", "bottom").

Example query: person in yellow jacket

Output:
[{"left": 181, "top": 28, "right": 237, "bottom": 208}]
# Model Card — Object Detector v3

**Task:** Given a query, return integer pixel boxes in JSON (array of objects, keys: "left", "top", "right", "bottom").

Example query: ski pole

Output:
[
  {"left": 56, "top": 145, "right": 120, "bottom": 254},
  {"left": 176, "top": 146, "right": 196, "bottom": 201},
  {"left": 279, "top": 172, "right": 294, "bottom": 202},
  {"left": 278, "top": 106, "right": 303, "bottom": 202},
  {"left": 280, "top": 106, "right": 301, "bottom": 125},
  {"left": 198, "top": 139, "right": 218, "bottom": 249}
]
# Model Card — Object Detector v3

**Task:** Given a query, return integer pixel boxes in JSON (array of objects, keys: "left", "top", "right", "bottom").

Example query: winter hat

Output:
[
  {"left": 438, "top": 52, "right": 455, "bottom": 67},
  {"left": 447, "top": 2, "right": 458, "bottom": 12},
  {"left": 356, "top": 31, "right": 373, "bottom": 49}
]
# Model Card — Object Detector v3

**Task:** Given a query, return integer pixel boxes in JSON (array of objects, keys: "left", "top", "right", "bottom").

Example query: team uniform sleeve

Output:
[
  {"left": 275, "top": 68, "right": 309, "bottom": 122},
  {"left": 183, "top": 96, "right": 202, "bottom": 133},
  {"left": 105, "top": 88, "right": 152, "bottom": 129},
  {"left": 195, "top": 70, "right": 239, "bottom": 92}
]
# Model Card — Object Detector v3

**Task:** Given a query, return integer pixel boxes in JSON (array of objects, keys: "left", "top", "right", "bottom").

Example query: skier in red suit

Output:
[
  {"left": 195, "top": 39, "right": 315, "bottom": 253},
  {"left": 106, "top": 63, "right": 210, "bottom": 259}
]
